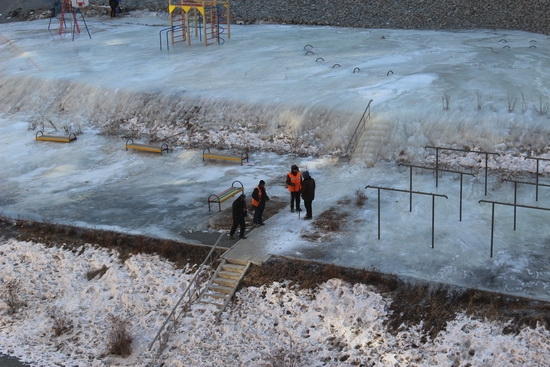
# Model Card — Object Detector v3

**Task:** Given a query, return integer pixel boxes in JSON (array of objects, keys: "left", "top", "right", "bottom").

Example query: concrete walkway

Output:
[{"left": 222, "top": 224, "right": 274, "bottom": 265}]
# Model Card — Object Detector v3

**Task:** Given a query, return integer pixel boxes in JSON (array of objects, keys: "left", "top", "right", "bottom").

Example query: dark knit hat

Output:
[{"left": 302, "top": 171, "right": 310, "bottom": 179}]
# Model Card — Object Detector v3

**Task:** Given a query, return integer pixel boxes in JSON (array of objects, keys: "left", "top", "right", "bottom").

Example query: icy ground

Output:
[{"left": 1, "top": 11, "right": 550, "bottom": 366}]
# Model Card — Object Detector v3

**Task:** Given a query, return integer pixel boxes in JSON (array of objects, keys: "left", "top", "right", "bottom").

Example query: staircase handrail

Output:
[
  {"left": 345, "top": 99, "right": 373, "bottom": 155},
  {"left": 148, "top": 233, "right": 225, "bottom": 352}
]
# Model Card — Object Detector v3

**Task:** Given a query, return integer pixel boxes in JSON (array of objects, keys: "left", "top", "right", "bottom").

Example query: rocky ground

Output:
[{"left": 0, "top": 0, "right": 52, "bottom": 23}]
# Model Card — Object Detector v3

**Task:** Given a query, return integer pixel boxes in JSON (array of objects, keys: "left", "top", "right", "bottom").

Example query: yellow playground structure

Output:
[{"left": 167, "top": 0, "right": 230, "bottom": 47}]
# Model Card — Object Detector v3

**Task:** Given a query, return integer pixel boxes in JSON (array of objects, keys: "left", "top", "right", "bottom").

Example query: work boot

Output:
[
  {"left": 290, "top": 208, "right": 295, "bottom": 213},
  {"left": 296, "top": 208, "right": 302, "bottom": 212},
  {"left": 239, "top": 236, "right": 247, "bottom": 239}
]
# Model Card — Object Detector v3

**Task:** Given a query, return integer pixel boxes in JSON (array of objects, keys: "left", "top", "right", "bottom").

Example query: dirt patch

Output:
[{"left": 1, "top": 215, "right": 550, "bottom": 340}]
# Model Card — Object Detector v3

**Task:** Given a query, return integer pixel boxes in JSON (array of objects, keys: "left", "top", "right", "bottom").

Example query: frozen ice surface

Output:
[{"left": 1, "top": 14, "right": 550, "bottom": 302}]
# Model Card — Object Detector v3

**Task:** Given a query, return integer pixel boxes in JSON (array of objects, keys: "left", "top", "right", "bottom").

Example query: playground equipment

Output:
[
  {"left": 167, "top": 0, "right": 230, "bottom": 47},
  {"left": 48, "top": 0, "right": 91, "bottom": 41}
]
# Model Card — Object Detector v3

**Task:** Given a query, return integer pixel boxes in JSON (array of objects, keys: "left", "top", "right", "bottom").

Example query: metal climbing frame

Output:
[
  {"left": 48, "top": 0, "right": 91, "bottom": 41},
  {"left": 168, "top": 0, "right": 230, "bottom": 47}
]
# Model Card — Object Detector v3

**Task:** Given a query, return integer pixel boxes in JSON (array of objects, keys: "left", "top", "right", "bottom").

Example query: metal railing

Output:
[
  {"left": 479, "top": 200, "right": 550, "bottom": 257},
  {"left": 365, "top": 185, "right": 448, "bottom": 249},
  {"left": 345, "top": 99, "right": 373, "bottom": 156},
  {"left": 399, "top": 164, "right": 474, "bottom": 221},
  {"left": 148, "top": 233, "right": 226, "bottom": 354},
  {"left": 425, "top": 146, "right": 499, "bottom": 195},
  {"left": 159, "top": 25, "right": 185, "bottom": 51}
]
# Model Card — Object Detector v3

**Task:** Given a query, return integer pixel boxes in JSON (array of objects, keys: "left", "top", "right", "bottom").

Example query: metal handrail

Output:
[
  {"left": 345, "top": 99, "right": 373, "bottom": 155},
  {"left": 148, "top": 233, "right": 226, "bottom": 352},
  {"left": 159, "top": 25, "right": 185, "bottom": 51}
]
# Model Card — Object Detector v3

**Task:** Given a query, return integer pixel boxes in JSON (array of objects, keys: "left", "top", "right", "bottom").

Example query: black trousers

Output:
[
  {"left": 253, "top": 205, "right": 265, "bottom": 224},
  {"left": 290, "top": 191, "right": 301, "bottom": 210},
  {"left": 304, "top": 200, "right": 313, "bottom": 218},
  {"left": 230, "top": 217, "right": 246, "bottom": 238}
]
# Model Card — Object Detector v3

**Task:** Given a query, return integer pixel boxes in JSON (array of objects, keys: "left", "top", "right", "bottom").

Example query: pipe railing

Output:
[
  {"left": 525, "top": 156, "right": 550, "bottom": 201},
  {"left": 399, "top": 164, "right": 474, "bottom": 221},
  {"left": 148, "top": 233, "right": 226, "bottom": 353},
  {"left": 345, "top": 99, "right": 373, "bottom": 156},
  {"left": 425, "top": 146, "right": 499, "bottom": 195},
  {"left": 365, "top": 185, "right": 448, "bottom": 249},
  {"left": 479, "top": 200, "right": 550, "bottom": 257}
]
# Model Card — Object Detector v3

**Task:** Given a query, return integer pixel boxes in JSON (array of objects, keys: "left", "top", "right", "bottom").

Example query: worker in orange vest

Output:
[
  {"left": 286, "top": 164, "right": 302, "bottom": 212},
  {"left": 251, "top": 180, "right": 270, "bottom": 226}
]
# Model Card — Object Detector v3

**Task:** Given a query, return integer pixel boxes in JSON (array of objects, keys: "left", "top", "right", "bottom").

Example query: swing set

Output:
[{"left": 48, "top": 0, "right": 91, "bottom": 41}]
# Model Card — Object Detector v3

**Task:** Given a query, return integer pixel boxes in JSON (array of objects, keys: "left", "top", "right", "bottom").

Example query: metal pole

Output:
[
  {"left": 409, "top": 166, "right": 413, "bottom": 212},
  {"left": 459, "top": 173, "right": 463, "bottom": 221},
  {"left": 490, "top": 203, "right": 495, "bottom": 258},
  {"left": 431, "top": 195, "right": 435, "bottom": 249},
  {"left": 377, "top": 188, "right": 381, "bottom": 240},
  {"left": 435, "top": 147, "right": 439, "bottom": 188},
  {"left": 484, "top": 152, "right": 489, "bottom": 196},
  {"left": 513, "top": 181, "right": 517, "bottom": 231},
  {"left": 536, "top": 159, "right": 540, "bottom": 201}
]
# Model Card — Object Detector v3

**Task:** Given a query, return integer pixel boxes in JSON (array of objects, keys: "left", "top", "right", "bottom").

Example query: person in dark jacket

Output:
[
  {"left": 229, "top": 194, "right": 248, "bottom": 239},
  {"left": 251, "top": 180, "right": 270, "bottom": 226},
  {"left": 109, "top": 0, "right": 118, "bottom": 17},
  {"left": 300, "top": 171, "right": 316, "bottom": 219}
]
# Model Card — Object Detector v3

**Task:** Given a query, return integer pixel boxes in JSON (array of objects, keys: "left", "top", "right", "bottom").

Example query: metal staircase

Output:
[{"left": 198, "top": 258, "right": 250, "bottom": 312}]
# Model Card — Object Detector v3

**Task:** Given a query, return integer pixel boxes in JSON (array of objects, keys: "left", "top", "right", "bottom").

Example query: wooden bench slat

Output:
[
  {"left": 202, "top": 148, "right": 249, "bottom": 165},
  {"left": 203, "top": 154, "right": 242, "bottom": 162},
  {"left": 35, "top": 131, "right": 77, "bottom": 143},
  {"left": 207, "top": 181, "right": 244, "bottom": 211},
  {"left": 125, "top": 139, "right": 169, "bottom": 155}
]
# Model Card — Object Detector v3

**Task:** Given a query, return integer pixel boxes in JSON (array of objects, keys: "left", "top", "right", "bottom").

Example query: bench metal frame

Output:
[
  {"left": 35, "top": 130, "right": 77, "bottom": 143},
  {"left": 125, "top": 138, "right": 169, "bottom": 155},
  {"left": 208, "top": 180, "right": 244, "bottom": 211},
  {"left": 202, "top": 148, "right": 249, "bottom": 165}
]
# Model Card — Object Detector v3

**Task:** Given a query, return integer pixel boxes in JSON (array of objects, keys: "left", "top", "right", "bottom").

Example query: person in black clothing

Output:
[
  {"left": 301, "top": 171, "right": 316, "bottom": 219},
  {"left": 109, "top": 0, "right": 118, "bottom": 17},
  {"left": 251, "top": 180, "right": 270, "bottom": 226},
  {"left": 230, "top": 194, "right": 248, "bottom": 239}
]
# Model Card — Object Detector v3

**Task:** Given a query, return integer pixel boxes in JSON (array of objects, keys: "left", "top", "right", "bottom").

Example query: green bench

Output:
[
  {"left": 202, "top": 148, "right": 249, "bottom": 165},
  {"left": 35, "top": 131, "right": 77, "bottom": 143},
  {"left": 125, "top": 138, "right": 169, "bottom": 155},
  {"left": 208, "top": 180, "right": 244, "bottom": 211}
]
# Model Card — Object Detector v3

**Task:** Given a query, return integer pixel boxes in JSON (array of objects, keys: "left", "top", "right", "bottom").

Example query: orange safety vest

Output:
[
  {"left": 251, "top": 186, "right": 262, "bottom": 207},
  {"left": 287, "top": 171, "right": 302, "bottom": 192}
]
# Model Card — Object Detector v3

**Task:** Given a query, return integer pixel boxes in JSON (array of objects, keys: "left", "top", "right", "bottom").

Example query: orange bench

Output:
[
  {"left": 35, "top": 131, "right": 77, "bottom": 143},
  {"left": 125, "top": 138, "right": 169, "bottom": 155}
]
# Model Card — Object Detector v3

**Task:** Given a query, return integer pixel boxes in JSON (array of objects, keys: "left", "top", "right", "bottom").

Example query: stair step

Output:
[
  {"left": 223, "top": 258, "right": 249, "bottom": 266},
  {"left": 199, "top": 300, "right": 224, "bottom": 308},
  {"left": 202, "top": 292, "right": 229, "bottom": 300},
  {"left": 217, "top": 270, "right": 242, "bottom": 280},
  {"left": 221, "top": 263, "right": 247, "bottom": 272},
  {"left": 212, "top": 277, "right": 238, "bottom": 287},
  {"left": 209, "top": 284, "right": 235, "bottom": 294}
]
